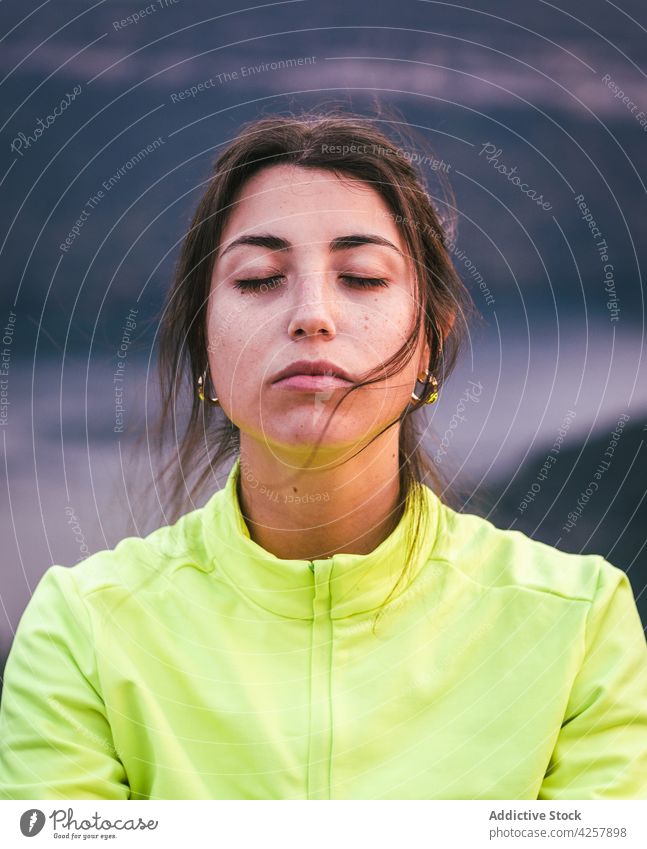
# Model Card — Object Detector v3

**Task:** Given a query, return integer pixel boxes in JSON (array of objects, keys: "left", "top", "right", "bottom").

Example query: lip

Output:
[
  {"left": 272, "top": 374, "right": 353, "bottom": 391},
  {"left": 270, "top": 359, "right": 354, "bottom": 385}
]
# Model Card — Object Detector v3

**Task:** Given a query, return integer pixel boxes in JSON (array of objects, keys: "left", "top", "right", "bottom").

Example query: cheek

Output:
[
  {"left": 357, "top": 297, "right": 415, "bottom": 357},
  {"left": 208, "top": 322, "right": 267, "bottom": 400},
  {"left": 361, "top": 304, "right": 421, "bottom": 397},
  {"left": 206, "top": 289, "right": 243, "bottom": 352}
]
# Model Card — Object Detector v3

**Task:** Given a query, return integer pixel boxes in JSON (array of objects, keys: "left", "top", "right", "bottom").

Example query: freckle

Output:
[{"left": 293, "top": 486, "right": 297, "bottom": 493}]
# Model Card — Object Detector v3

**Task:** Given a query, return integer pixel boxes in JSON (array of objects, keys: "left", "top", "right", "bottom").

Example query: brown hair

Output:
[{"left": 131, "top": 105, "right": 480, "bottom": 633}]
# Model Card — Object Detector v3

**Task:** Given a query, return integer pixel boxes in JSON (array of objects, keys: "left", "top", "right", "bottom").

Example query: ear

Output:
[
  {"left": 443, "top": 314, "right": 456, "bottom": 337},
  {"left": 416, "top": 338, "right": 432, "bottom": 381},
  {"left": 417, "top": 313, "right": 455, "bottom": 379}
]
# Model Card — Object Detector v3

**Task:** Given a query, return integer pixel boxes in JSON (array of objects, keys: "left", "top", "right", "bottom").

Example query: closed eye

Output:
[
  {"left": 342, "top": 276, "right": 389, "bottom": 289},
  {"left": 233, "top": 275, "right": 284, "bottom": 292},
  {"left": 233, "top": 275, "right": 389, "bottom": 291}
]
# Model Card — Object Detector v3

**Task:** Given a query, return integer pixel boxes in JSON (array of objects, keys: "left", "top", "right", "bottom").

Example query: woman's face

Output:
[{"left": 207, "top": 163, "right": 431, "bottom": 461}]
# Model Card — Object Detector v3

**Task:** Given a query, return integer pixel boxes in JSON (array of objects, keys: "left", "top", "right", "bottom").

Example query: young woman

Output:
[{"left": 1, "top": 111, "right": 646, "bottom": 801}]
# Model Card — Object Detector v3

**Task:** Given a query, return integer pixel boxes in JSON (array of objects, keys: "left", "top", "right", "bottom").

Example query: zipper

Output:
[{"left": 306, "top": 557, "right": 333, "bottom": 799}]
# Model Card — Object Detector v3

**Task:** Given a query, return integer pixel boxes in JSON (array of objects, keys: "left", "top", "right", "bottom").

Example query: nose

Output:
[{"left": 286, "top": 272, "right": 338, "bottom": 340}]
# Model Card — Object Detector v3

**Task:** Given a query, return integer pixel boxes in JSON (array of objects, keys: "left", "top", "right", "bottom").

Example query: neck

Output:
[{"left": 236, "top": 431, "right": 405, "bottom": 561}]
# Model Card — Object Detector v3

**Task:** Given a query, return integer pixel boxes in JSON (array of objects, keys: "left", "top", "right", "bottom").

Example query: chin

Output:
[{"left": 266, "top": 422, "right": 386, "bottom": 462}]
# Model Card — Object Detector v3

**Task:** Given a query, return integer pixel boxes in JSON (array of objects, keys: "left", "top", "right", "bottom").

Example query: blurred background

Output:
[{"left": 1, "top": 0, "right": 646, "bottom": 682}]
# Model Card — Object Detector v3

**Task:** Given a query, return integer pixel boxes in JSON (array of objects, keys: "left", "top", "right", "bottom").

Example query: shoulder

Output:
[
  {"left": 38, "top": 494, "right": 218, "bottom": 606},
  {"left": 431, "top": 496, "right": 624, "bottom": 605}
]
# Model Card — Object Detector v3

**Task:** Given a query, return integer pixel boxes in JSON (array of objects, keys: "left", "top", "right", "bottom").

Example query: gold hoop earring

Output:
[
  {"left": 197, "top": 365, "right": 220, "bottom": 406},
  {"left": 411, "top": 369, "right": 439, "bottom": 405}
]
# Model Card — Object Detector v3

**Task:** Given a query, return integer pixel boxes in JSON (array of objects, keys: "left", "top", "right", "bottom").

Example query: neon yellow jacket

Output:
[{"left": 1, "top": 456, "right": 646, "bottom": 800}]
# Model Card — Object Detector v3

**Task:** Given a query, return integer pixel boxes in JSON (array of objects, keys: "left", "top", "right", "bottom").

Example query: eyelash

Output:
[{"left": 232, "top": 275, "right": 389, "bottom": 291}]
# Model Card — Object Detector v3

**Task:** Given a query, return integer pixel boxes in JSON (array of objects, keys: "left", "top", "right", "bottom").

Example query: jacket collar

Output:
[{"left": 200, "top": 457, "right": 441, "bottom": 620}]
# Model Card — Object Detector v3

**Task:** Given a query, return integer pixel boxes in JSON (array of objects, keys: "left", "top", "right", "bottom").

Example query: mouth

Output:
[
  {"left": 270, "top": 359, "right": 354, "bottom": 392},
  {"left": 271, "top": 373, "right": 353, "bottom": 392}
]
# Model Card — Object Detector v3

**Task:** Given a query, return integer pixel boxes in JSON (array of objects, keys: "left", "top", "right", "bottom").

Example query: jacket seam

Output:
[{"left": 439, "top": 556, "right": 598, "bottom": 603}]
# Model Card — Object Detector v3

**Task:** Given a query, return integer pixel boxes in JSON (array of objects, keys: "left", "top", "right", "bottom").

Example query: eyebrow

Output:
[{"left": 219, "top": 232, "right": 403, "bottom": 258}]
